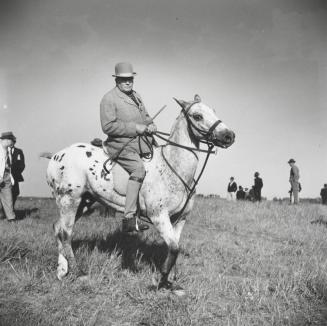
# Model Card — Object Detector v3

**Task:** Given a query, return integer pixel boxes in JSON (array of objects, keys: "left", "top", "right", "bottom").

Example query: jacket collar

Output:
[{"left": 114, "top": 86, "right": 140, "bottom": 107}]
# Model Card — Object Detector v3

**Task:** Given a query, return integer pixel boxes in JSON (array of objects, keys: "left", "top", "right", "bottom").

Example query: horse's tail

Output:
[{"left": 39, "top": 152, "right": 53, "bottom": 159}]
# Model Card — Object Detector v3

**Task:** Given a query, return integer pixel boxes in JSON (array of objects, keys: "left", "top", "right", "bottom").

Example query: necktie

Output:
[
  {"left": 8, "top": 148, "right": 12, "bottom": 165},
  {"left": 128, "top": 93, "right": 140, "bottom": 107}
]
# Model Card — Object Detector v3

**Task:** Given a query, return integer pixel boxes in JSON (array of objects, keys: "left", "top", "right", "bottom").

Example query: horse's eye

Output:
[{"left": 192, "top": 114, "right": 203, "bottom": 121}]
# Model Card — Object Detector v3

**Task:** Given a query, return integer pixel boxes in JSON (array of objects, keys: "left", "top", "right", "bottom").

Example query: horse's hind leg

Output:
[{"left": 54, "top": 194, "right": 81, "bottom": 280}]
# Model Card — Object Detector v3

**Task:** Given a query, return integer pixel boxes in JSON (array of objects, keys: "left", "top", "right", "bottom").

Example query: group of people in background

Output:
[
  {"left": 227, "top": 158, "right": 305, "bottom": 205},
  {"left": 227, "top": 172, "right": 263, "bottom": 202},
  {"left": 0, "top": 132, "right": 25, "bottom": 222}
]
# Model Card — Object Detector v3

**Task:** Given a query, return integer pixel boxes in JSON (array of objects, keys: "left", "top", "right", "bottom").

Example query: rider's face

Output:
[{"left": 116, "top": 77, "right": 134, "bottom": 94}]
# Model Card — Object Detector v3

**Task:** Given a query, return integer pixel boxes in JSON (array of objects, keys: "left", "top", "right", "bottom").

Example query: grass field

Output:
[{"left": 1, "top": 197, "right": 327, "bottom": 326}]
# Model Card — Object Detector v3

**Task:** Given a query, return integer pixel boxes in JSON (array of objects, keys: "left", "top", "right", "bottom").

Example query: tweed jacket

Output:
[
  {"left": 289, "top": 165, "right": 300, "bottom": 182},
  {"left": 100, "top": 87, "right": 153, "bottom": 156},
  {"left": 10, "top": 147, "right": 25, "bottom": 182}
]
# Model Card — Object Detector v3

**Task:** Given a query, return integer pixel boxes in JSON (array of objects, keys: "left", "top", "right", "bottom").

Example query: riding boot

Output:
[{"left": 122, "top": 179, "right": 149, "bottom": 233}]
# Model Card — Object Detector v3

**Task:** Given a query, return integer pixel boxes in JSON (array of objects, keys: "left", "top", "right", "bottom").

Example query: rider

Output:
[{"left": 100, "top": 62, "right": 157, "bottom": 233}]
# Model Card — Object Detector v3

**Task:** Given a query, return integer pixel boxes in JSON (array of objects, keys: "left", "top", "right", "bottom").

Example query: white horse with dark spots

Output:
[{"left": 44, "top": 95, "right": 235, "bottom": 294}]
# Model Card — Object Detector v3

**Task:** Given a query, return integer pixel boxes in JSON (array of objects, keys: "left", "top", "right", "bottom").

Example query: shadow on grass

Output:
[
  {"left": 15, "top": 208, "right": 39, "bottom": 220},
  {"left": 72, "top": 229, "right": 168, "bottom": 273}
]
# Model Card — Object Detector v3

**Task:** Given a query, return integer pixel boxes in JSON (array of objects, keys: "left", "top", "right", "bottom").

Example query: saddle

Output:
[{"left": 101, "top": 144, "right": 131, "bottom": 196}]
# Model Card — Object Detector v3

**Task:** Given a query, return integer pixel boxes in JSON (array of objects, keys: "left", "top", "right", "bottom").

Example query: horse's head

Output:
[{"left": 174, "top": 95, "right": 235, "bottom": 148}]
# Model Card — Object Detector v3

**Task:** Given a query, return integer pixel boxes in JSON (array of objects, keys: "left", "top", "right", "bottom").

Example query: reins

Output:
[
  {"left": 155, "top": 131, "right": 216, "bottom": 155},
  {"left": 159, "top": 140, "right": 215, "bottom": 226}
]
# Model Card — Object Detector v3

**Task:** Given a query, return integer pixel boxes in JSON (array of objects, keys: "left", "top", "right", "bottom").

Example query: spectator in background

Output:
[
  {"left": 321, "top": 184, "right": 327, "bottom": 205},
  {"left": 227, "top": 177, "right": 237, "bottom": 200},
  {"left": 236, "top": 185, "right": 245, "bottom": 200},
  {"left": 248, "top": 186, "right": 255, "bottom": 201},
  {"left": 288, "top": 158, "right": 300, "bottom": 204},
  {"left": 253, "top": 172, "right": 263, "bottom": 202},
  {"left": 9, "top": 133, "right": 25, "bottom": 208},
  {"left": 0, "top": 132, "right": 16, "bottom": 222}
]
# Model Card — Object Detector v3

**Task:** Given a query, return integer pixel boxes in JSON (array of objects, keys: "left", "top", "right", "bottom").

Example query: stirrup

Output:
[{"left": 122, "top": 216, "right": 149, "bottom": 233}]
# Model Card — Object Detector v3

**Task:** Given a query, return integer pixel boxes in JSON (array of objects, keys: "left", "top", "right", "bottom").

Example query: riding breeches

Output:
[{"left": 115, "top": 150, "right": 146, "bottom": 218}]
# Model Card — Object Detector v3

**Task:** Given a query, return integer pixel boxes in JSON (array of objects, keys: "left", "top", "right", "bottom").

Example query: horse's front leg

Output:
[
  {"left": 171, "top": 218, "right": 187, "bottom": 281},
  {"left": 153, "top": 211, "right": 185, "bottom": 295}
]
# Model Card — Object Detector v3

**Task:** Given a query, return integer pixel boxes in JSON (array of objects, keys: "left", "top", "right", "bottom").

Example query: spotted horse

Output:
[{"left": 43, "top": 95, "right": 235, "bottom": 294}]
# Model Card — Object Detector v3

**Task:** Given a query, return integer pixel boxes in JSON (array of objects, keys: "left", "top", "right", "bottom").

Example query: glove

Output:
[
  {"left": 145, "top": 123, "right": 157, "bottom": 135},
  {"left": 135, "top": 124, "right": 147, "bottom": 135}
]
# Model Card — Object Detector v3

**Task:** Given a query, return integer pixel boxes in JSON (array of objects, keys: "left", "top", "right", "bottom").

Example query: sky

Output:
[{"left": 0, "top": 0, "right": 326, "bottom": 199}]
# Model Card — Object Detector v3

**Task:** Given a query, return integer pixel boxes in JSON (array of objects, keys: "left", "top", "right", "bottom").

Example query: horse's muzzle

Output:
[{"left": 213, "top": 130, "right": 235, "bottom": 148}]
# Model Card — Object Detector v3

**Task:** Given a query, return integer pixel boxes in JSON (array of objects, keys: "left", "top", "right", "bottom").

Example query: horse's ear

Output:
[
  {"left": 173, "top": 98, "right": 188, "bottom": 109},
  {"left": 194, "top": 94, "right": 201, "bottom": 102}
]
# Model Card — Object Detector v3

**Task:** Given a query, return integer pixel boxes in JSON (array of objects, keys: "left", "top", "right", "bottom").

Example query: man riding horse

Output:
[{"left": 100, "top": 62, "right": 157, "bottom": 233}]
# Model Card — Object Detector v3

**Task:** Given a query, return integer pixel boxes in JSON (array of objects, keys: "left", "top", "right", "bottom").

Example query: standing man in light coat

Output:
[
  {"left": 288, "top": 158, "right": 300, "bottom": 204},
  {"left": 100, "top": 62, "right": 157, "bottom": 233},
  {"left": 0, "top": 132, "right": 16, "bottom": 221}
]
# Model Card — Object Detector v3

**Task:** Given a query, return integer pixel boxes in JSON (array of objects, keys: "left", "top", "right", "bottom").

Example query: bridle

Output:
[{"left": 179, "top": 99, "right": 223, "bottom": 146}]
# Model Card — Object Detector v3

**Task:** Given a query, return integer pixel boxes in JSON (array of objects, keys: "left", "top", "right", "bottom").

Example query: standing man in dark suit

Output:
[
  {"left": 253, "top": 172, "right": 263, "bottom": 202},
  {"left": 320, "top": 184, "right": 327, "bottom": 205},
  {"left": 8, "top": 133, "right": 25, "bottom": 207},
  {"left": 227, "top": 177, "right": 237, "bottom": 200}
]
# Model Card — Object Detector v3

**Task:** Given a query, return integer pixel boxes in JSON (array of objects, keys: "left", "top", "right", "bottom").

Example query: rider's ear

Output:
[
  {"left": 173, "top": 98, "right": 189, "bottom": 109},
  {"left": 194, "top": 94, "right": 201, "bottom": 102}
]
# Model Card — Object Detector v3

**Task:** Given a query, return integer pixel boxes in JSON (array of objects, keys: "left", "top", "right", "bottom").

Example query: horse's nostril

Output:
[{"left": 225, "top": 134, "right": 232, "bottom": 143}]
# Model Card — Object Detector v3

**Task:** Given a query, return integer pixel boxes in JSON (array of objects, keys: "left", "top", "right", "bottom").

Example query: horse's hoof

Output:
[
  {"left": 76, "top": 274, "right": 89, "bottom": 282},
  {"left": 172, "top": 286, "right": 186, "bottom": 297},
  {"left": 158, "top": 280, "right": 186, "bottom": 296},
  {"left": 57, "top": 254, "right": 68, "bottom": 280},
  {"left": 57, "top": 267, "right": 68, "bottom": 281}
]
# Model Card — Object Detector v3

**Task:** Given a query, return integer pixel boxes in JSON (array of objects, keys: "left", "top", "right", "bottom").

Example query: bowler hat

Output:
[
  {"left": 288, "top": 158, "right": 296, "bottom": 164},
  {"left": 0, "top": 131, "right": 16, "bottom": 141},
  {"left": 112, "top": 62, "right": 137, "bottom": 78}
]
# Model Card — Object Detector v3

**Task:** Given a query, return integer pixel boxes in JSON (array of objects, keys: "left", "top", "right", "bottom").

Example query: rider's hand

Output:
[
  {"left": 145, "top": 123, "right": 157, "bottom": 135},
  {"left": 136, "top": 124, "right": 147, "bottom": 135}
]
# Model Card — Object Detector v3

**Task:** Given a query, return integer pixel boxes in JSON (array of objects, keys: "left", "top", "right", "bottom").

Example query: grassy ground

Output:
[{"left": 1, "top": 197, "right": 327, "bottom": 326}]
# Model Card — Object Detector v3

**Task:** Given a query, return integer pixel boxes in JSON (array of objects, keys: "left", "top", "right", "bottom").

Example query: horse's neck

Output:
[{"left": 163, "top": 115, "right": 199, "bottom": 185}]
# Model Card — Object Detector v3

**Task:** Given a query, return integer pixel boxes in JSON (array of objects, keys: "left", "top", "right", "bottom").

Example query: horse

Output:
[{"left": 44, "top": 95, "right": 235, "bottom": 293}]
